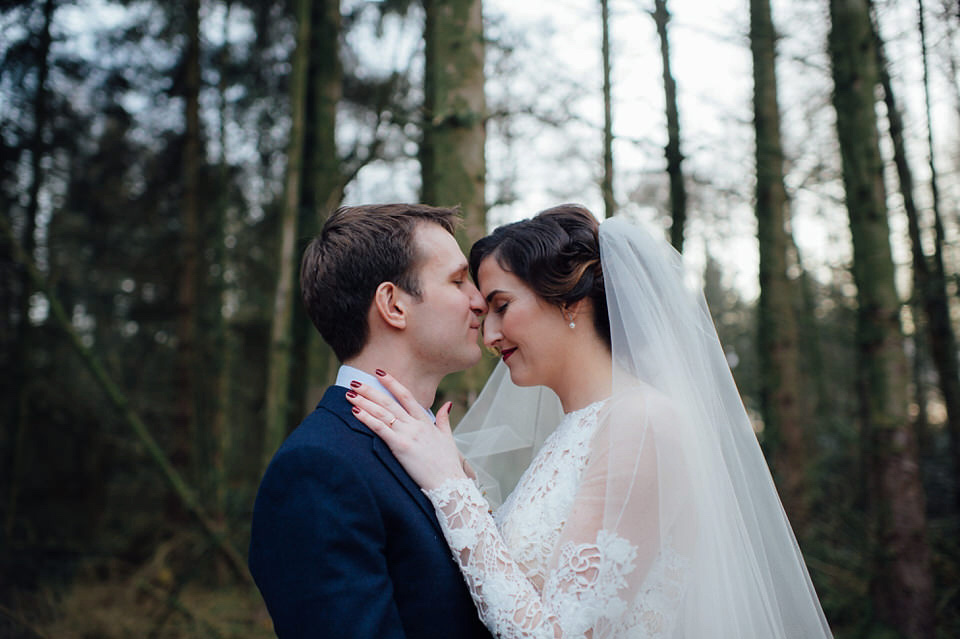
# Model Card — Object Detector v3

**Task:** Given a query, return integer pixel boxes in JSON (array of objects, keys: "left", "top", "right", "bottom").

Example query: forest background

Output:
[{"left": 2, "top": 0, "right": 959, "bottom": 637}]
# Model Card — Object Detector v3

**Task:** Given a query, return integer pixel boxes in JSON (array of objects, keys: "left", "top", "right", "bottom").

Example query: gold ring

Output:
[{"left": 388, "top": 417, "right": 397, "bottom": 427}]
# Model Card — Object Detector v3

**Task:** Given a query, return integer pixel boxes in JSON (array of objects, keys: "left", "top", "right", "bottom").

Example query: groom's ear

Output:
[{"left": 373, "top": 281, "right": 408, "bottom": 330}]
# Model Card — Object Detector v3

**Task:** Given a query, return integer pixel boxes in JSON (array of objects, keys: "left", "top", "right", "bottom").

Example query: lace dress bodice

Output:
[
  {"left": 493, "top": 401, "right": 603, "bottom": 591},
  {"left": 425, "top": 399, "right": 689, "bottom": 639}
]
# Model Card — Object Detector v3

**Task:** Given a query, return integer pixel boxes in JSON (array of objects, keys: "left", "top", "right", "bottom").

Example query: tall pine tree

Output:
[
  {"left": 750, "top": 0, "right": 810, "bottom": 534},
  {"left": 828, "top": 0, "right": 935, "bottom": 635}
]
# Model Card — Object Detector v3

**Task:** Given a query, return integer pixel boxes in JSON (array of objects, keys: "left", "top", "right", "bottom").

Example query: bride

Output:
[{"left": 346, "top": 205, "right": 832, "bottom": 638}]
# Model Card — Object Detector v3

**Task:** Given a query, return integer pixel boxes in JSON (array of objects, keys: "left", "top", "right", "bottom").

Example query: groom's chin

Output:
[
  {"left": 452, "top": 344, "right": 484, "bottom": 372},
  {"left": 464, "top": 345, "right": 484, "bottom": 369}
]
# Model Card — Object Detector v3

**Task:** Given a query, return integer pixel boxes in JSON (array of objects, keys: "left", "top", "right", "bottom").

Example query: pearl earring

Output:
[{"left": 569, "top": 320, "right": 576, "bottom": 329}]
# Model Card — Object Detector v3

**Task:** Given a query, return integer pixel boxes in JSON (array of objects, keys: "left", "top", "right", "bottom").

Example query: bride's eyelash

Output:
[{"left": 494, "top": 302, "right": 508, "bottom": 314}]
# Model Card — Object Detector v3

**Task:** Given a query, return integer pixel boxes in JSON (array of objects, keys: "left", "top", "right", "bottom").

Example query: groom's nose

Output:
[{"left": 467, "top": 283, "right": 487, "bottom": 315}]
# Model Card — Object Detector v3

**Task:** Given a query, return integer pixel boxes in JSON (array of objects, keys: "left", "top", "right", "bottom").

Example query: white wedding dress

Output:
[
  {"left": 426, "top": 397, "right": 689, "bottom": 639},
  {"left": 426, "top": 215, "right": 832, "bottom": 639}
]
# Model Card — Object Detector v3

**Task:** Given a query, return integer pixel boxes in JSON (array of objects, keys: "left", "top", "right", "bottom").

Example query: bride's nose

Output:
[{"left": 482, "top": 317, "right": 501, "bottom": 349}]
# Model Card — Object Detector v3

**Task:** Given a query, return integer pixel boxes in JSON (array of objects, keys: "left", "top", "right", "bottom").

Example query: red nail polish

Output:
[
  {"left": 350, "top": 380, "right": 361, "bottom": 388},
  {"left": 346, "top": 390, "right": 357, "bottom": 398},
  {"left": 375, "top": 368, "right": 386, "bottom": 377},
  {"left": 352, "top": 406, "right": 360, "bottom": 414}
]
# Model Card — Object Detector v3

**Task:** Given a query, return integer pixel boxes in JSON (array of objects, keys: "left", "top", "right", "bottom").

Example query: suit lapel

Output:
[
  {"left": 370, "top": 438, "right": 444, "bottom": 531},
  {"left": 318, "top": 387, "right": 444, "bottom": 535}
]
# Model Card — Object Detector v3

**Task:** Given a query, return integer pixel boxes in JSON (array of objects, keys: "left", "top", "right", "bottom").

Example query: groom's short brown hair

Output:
[{"left": 301, "top": 203, "right": 460, "bottom": 362}]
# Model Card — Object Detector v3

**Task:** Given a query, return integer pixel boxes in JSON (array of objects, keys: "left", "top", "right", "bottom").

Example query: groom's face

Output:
[{"left": 403, "top": 223, "right": 487, "bottom": 374}]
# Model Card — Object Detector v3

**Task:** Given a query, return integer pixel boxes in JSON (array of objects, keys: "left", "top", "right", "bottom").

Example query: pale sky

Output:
[
  {"left": 344, "top": 0, "right": 804, "bottom": 299},
  {"left": 355, "top": 0, "right": 954, "bottom": 303}
]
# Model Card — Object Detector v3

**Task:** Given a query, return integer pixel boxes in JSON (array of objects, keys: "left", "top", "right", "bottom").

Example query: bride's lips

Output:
[{"left": 501, "top": 347, "right": 517, "bottom": 362}]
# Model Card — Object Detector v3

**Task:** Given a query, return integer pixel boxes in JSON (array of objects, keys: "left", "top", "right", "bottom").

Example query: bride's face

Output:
[{"left": 477, "top": 257, "right": 572, "bottom": 389}]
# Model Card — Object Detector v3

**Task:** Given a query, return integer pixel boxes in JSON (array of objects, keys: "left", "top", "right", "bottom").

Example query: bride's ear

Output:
[
  {"left": 563, "top": 298, "right": 590, "bottom": 324},
  {"left": 373, "top": 281, "right": 408, "bottom": 329}
]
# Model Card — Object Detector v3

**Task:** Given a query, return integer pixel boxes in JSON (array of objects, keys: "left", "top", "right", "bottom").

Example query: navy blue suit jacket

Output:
[{"left": 249, "top": 386, "right": 492, "bottom": 639}]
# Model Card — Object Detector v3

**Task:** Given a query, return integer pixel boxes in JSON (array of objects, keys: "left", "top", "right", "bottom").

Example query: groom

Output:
[{"left": 249, "top": 204, "right": 492, "bottom": 638}]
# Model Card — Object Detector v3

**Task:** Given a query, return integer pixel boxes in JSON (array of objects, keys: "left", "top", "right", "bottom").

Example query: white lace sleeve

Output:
[
  {"left": 424, "top": 403, "right": 691, "bottom": 639},
  {"left": 425, "top": 478, "right": 557, "bottom": 639}
]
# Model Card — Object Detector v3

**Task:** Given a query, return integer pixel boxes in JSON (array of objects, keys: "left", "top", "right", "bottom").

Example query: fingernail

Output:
[
  {"left": 346, "top": 390, "right": 357, "bottom": 398},
  {"left": 375, "top": 368, "right": 386, "bottom": 377},
  {"left": 349, "top": 380, "right": 361, "bottom": 388},
  {"left": 352, "top": 406, "right": 360, "bottom": 414},
  {"left": 443, "top": 401, "right": 453, "bottom": 414}
]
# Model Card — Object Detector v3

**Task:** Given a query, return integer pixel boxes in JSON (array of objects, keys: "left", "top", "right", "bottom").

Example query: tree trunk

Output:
[
  {"left": 944, "top": 3, "right": 960, "bottom": 140},
  {"left": 6, "top": 0, "right": 54, "bottom": 538},
  {"left": 918, "top": 0, "right": 960, "bottom": 502},
  {"left": 912, "top": 325, "right": 932, "bottom": 456},
  {"left": 873, "top": 4, "right": 957, "bottom": 468},
  {"left": 828, "top": 1, "right": 935, "bottom": 636},
  {"left": 263, "top": 0, "right": 312, "bottom": 470},
  {"left": 750, "top": 0, "right": 810, "bottom": 534},
  {"left": 293, "top": 0, "right": 344, "bottom": 420},
  {"left": 793, "top": 234, "right": 832, "bottom": 425},
  {"left": 600, "top": 0, "right": 615, "bottom": 219},
  {"left": 173, "top": 0, "right": 203, "bottom": 494},
  {"left": 420, "top": 0, "right": 487, "bottom": 247},
  {"left": 421, "top": 0, "right": 489, "bottom": 412},
  {"left": 209, "top": 0, "right": 233, "bottom": 522},
  {"left": 652, "top": 0, "right": 686, "bottom": 252}
]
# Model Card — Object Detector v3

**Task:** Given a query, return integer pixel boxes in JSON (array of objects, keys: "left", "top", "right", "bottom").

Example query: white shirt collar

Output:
[{"left": 335, "top": 364, "right": 435, "bottom": 420}]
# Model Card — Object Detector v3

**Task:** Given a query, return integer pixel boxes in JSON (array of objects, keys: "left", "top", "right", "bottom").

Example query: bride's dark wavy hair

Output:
[{"left": 469, "top": 204, "right": 610, "bottom": 348}]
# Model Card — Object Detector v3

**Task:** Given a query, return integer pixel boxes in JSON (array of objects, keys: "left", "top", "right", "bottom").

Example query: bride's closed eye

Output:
[{"left": 493, "top": 302, "right": 509, "bottom": 314}]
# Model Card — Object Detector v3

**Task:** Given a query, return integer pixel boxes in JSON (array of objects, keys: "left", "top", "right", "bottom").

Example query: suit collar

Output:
[
  {"left": 320, "top": 385, "right": 374, "bottom": 437},
  {"left": 318, "top": 386, "right": 443, "bottom": 534},
  {"left": 334, "top": 364, "right": 436, "bottom": 421},
  {"left": 335, "top": 365, "right": 391, "bottom": 403}
]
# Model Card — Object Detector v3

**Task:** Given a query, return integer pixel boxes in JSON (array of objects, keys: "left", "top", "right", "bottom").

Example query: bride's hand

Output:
[{"left": 345, "top": 371, "right": 468, "bottom": 491}]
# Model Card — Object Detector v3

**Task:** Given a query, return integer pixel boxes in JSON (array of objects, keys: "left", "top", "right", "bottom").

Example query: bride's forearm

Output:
[{"left": 424, "top": 478, "right": 557, "bottom": 639}]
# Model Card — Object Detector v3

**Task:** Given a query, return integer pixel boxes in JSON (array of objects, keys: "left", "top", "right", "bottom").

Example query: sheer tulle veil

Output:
[{"left": 454, "top": 214, "right": 832, "bottom": 638}]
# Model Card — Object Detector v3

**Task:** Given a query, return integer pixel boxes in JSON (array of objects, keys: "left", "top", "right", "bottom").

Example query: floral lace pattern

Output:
[
  {"left": 424, "top": 402, "right": 689, "bottom": 638},
  {"left": 495, "top": 401, "right": 603, "bottom": 589}
]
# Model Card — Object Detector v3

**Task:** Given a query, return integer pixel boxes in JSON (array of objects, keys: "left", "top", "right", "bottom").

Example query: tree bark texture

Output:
[
  {"left": 174, "top": 0, "right": 203, "bottom": 490},
  {"left": 828, "top": 0, "right": 935, "bottom": 636},
  {"left": 296, "top": 0, "right": 343, "bottom": 415},
  {"left": 421, "top": 0, "right": 487, "bottom": 247},
  {"left": 264, "top": 0, "right": 312, "bottom": 470},
  {"left": 600, "top": 0, "right": 615, "bottom": 219},
  {"left": 421, "top": 0, "right": 490, "bottom": 414},
  {"left": 652, "top": 0, "right": 686, "bottom": 252},
  {"left": 210, "top": 0, "right": 233, "bottom": 521},
  {"left": 749, "top": 0, "right": 810, "bottom": 534},
  {"left": 308, "top": 0, "right": 344, "bottom": 221}
]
